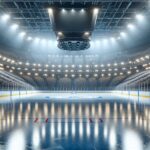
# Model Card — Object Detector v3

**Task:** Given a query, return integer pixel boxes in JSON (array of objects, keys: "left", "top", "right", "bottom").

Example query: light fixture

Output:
[
  {"left": 65, "top": 65, "right": 68, "bottom": 68},
  {"left": 84, "top": 32, "right": 90, "bottom": 36},
  {"left": 62, "top": 8, "right": 66, "bottom": 13},
  {"left": 94, "top": 74, "right": 98, "bottom": 77},
  {"left": 26, "top": 62, "right": 30, "bottom": 66},
  {"left": 136, "top": 14, "right": 144, "bottom": 21},
  {"left": 127, "top": 71, "right": 131, "bottom": 74},
  {"left": 127, "top": 24, "right": 135, "bottom": 30},
  {"left": 80, "top": 9, "right": 85, "bottom": 13},
  {"left": 45, "top": 64, "right": 49, "bottom": 67},
  {"left": 110, "top": 37, "right": 115, "bottom": 42},
  {"left": 27, "top": 37, "right": 32, "bottom": 41},
  {"left": 121, "top": 62, "right": 125, "bottom": 65},
  {"left": 11, "top": 24, "right": 18, "bottom": 30},
  {"left": 20, "top": 32, "right": 26, "bottom": 37},
  {"left": 65, "top": 74, "right": 68, "bottom": 77},
  {"left": 1, "top": 14, "right": 10, "bottom": 21},
  {"left": 93, "top": 8, "right": 99, "bottom": 15},
  {"left": 35, "top": 37, "right": 40, "bottom": 42},
  {"left": 71, "top": 9, "right": 75, "bottom": 13},
  {"left": 44, "top": 74, "right": 48, "bottom": 77},
  {"left": 27, "top": 72, "right": 31, "bottom": 76},
  {"left": 120, "top": 32, "right": 126, "bottom": 37},
  {"left": 72, "top": 74, "right": 75, "bottom": 77},
  {"left": 48, "top": 8, "right": 53, "bottom": 14},
  {"left": 58, "top": 32, "right": 63, "bottom": 36}
]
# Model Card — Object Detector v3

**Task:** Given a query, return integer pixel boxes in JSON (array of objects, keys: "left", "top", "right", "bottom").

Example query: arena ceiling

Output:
[{"left": 0, "top": 0, "right": 148, "bottom": 37}]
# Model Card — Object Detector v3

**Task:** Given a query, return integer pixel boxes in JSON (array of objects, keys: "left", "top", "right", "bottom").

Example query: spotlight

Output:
[
  {"left": 86, "top": 74, "right": 89, "bottom": 78},
  {"left": 72, "top": 74, "right": 75, "bottom": 78},
  {"left": 19, "top": 32, "right": 26, "bottom": 37},
  {"left": 80, "top": 9, "right": 85, "bottom": 13},
  {"left": 1, "top": 14, "right": 10, "bottom": 21},
  {"left": 84, "top": 32, "right": 90, "bottom": 36},
  {"left": 58, "top": 32, "right": 63, "bottom": 36},
  {"left": 127, "top": 24, "right": 135, "bottom": 30},
  {"left": 120, "top": 32, "right": 126, "bottom": 37},
  {"left": 110, "top": 37, "right": 115, "bottom": 42},
  {"left": 71, "top": 9, "right": 75, "bottom": 13},
  {"left": 136, "top": 14, "right": 144, "bottom": 21},
  {"left": 62, "top": 8, "right": 66, "bottom": 13},
  {"left": 93, "top": 8, "right": 99, "bottom": 15},
  {"left": 35, "top": 37, "right": 40, "bottom": 42},
  {"left": 27, "top": 37, "right": 32, "bottom": 41},
  {"left": 27, "top": 72, "right": 31, "bottom": 76},
  {"left": 11, "top": 24, "right": 18, "bottom": 30},
  {"left": 48, "top": 8, "right": 53, "bottom": 14}
]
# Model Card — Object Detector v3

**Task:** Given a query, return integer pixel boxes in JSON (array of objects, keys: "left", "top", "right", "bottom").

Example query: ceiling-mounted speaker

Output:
[{"left": 48, "top": 3, "right": 100, "bottom": 51}]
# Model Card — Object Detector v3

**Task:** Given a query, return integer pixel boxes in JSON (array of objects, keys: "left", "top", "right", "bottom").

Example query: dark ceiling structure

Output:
[{"left": 0, "top": 0, "right": 148, "bottom": 37}]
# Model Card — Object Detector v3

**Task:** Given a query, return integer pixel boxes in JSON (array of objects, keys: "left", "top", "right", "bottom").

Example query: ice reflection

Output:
[
  {"left": 109, "top": 126, "right": 116, "bottom": 150},
  {"left": 104, "top": 123, "right": 108, "bottom": 140},
  {"left": 65, "top": 118, "right": 68, "bottom": 137},
  {"left": 94, "top": 120, "right": 99, "bottom": 139},
  {"left": 7, "top": 129, "right": 26, "bottom": 150},
  {"left": 0, "top": 101, "right": 150, "bottom": 150},
  {"left": 86, "top": 119, "right": 90, "bottom": 138},
  {"left": 50, "top": 119, "right": 55, "bottom": 139},
  {"left": 79, "top": 118, "right": 83, "bottom": 138},
  {"left": 123, "top": 129, "right": 143, "bottom": 150},
  {"left": 57, "top": 118, "right": 62, "bottom": 137},
  {"left": 72, "top": 119, "right": 75, "bottom": 138},
  {"left": 41, "top": 124, "right": 46, "bottom": 140},
  {"left": 32, "top": 125, "right": 40, "bottom": 150}
]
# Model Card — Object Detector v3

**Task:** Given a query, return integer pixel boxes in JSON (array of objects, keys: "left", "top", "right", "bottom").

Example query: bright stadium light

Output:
[
  {"left": 11, "top": 24, "right": 19, "bottom": 30},
  {"left": 136, "top": 14, "right": 144, "bottom": 21},
  {"left": 27, "top": 37, "right": 32, "bottom": 41},
  {"left": 127, "top": 24, "right": 135, "bottom": 30},
  {"left": 58, "top": 32, "right": 63, "bottom": 36},
  {"left": 19, "top": 32, "right": 26, "bottom": 37},
  {"left": 71, "top": 9, "right": 75, "bottom": 13},
  {"left": 35, "top": 37, "right": 40, "bottom": 42},
  {"left": 93, "top": 8, "right": 99, "bottom": 15},
  {"left": 1, "top": 14, "right": 10, "bottom": 21},
  {"left": 62, "top": 8, "right": 66, "bottom": 13},
  {"left": 110, "top": 37, "right": 115, "bottom": 42},
  {"left": 48, "top": 8, "right": 53, "bottom": 15},
  {"left": 120, "top": 32, "right": 126, "bottom": 37},
  {"left": 80, "top": 9, "right": 85, "bottom": 13},
  {"left": 84, "top": 32, "right": 90, "bottom": 36}
]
